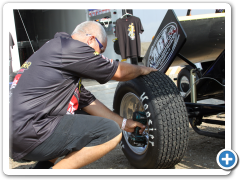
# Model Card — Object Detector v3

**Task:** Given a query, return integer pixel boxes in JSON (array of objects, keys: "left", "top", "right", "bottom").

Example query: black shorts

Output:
[{"left": 23, "top": 113, "right": 121, "bottom": 161}]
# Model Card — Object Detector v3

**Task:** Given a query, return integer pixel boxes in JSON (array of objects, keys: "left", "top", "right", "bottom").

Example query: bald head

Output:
[{"left": 71, "top": 21, "right": 107, "bottom": 45}]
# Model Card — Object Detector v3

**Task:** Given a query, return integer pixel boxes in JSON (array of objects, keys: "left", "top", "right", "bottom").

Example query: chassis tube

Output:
[{"left": 190, "top": 69, "right": 197, "bottom": 103}]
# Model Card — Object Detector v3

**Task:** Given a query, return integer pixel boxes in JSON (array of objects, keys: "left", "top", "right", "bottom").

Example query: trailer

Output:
[{"left": 113, "top": 10, "right": 225, "bottom": 168}]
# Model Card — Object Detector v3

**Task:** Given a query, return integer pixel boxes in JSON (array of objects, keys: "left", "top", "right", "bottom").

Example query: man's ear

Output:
[{"left": 87, "top": 35, "right": 95, "bottom": 45}]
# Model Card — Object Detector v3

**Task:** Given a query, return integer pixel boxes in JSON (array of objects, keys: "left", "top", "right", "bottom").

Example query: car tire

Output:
[
  {"left": 113, "top": 71, "right": 189, "bottom": 169},
  {"left": 177, "top": 67, "right": 191, "bottom": 93},
  {"left": 177, "top": 67, "right": 200, "bottom": 94}
]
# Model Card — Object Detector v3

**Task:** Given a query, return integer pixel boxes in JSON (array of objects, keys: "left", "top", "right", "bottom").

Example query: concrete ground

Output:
[{"left": 82, "top": 79, "right": 118, "bottom": 110}]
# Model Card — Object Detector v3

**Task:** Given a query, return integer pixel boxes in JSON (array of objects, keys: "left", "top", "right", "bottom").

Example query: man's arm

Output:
[
  {"left": 111, "top": 62, "right": 157, "bottom": 81},
  {"left": 82, "top": 62, "right": 156, "bottom": 133},
  {"left": 82, "top": 99, "right": 146, "bottom": 134}
]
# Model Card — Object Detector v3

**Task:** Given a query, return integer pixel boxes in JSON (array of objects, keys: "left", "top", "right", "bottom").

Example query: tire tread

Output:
[{"left": 139, "top": 72, "right": 189, "bottom": 169}]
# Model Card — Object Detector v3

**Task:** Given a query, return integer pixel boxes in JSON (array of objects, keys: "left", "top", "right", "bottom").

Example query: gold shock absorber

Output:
[{"left": 190, "top": 69, "right": 197, "bottom": 103}]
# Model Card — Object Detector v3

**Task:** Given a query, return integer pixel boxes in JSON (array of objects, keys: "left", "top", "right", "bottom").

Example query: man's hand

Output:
[
  {"left": 124, "top": 119, "right": 146, "bottom": 134},
  {"left": 112, "top": 62, "right": 158, "bottom": 82},
  {"left": 140, "top": 66, "right": 158, "bottom": 76},
  {"left": 83, "top": 99, "right": 146, "bottom": 134}
]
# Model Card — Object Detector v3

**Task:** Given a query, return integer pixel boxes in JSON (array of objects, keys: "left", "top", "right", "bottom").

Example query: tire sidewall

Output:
[
  {"left": 177, "top": 67, "right": 200, "bottom": 93},
  {"left": 114, "top": 78, "right": 159, "bottom": 168},
  {"left": 177, "top": 68, "right": 190, "bottom": 93}
]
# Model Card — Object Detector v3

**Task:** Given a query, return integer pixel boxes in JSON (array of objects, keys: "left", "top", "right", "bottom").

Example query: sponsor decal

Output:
[
  {"left": 9, "top": 71, "right": 23, "bottom": 101},
  {"left": 67, "top": 95, "right": 79, "bottom": 114},
  {"left": 10, "top": 74, "right": 22, "bottom": 90},
  {"left": 18, "top": 61, "right": 32, "bottom": 73},
  {"left": 128, "top": 23, "right": 135, "bottom": 40},
  {"left": 67, "top": 78, "right": 81, "bottom": 114},
  {"left": 101, "top": 55, "right": 113, "bottom": 64},
  {"left": 21, "top": 61, "right": 32, "bottom": 69},
  {"left": 148, "top": 22, "right": 180, "bottom": 71},
  {"left": 93, "top": 51, "right": 99, "bottom": 55},
  {"left": 18, "top": 69, "right": 25, "bottom": 73},
  {"left": 109, "top": 59, "right": 113, "bottom": 64},
  {"left": 67, "top": 87, "right": 80, "bottom": 114},
  {"left": 92, "top": 51, "right": 115, "bottom": 64}
]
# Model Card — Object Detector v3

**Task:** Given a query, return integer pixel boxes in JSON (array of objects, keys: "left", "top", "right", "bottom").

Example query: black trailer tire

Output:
[
  {"left": 177, "top": 67, "right": 200, "bottom": 94},
  {"left": 113, "top": 71, "right": 189, "bottom": 169},
  {"left": 177, "top": 67, "right": 191, "bottom": 93}
]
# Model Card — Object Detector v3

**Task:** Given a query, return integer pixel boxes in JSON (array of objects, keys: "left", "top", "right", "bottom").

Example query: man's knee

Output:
[
  {"left": 113, "top": 132, "right": 122, "bottom": 144},
  {"left": 105, "top": 132, "right": 122, "bottom": 152},
  {"left": 103, "top": 119, "right": 122, "bottom": 144}
]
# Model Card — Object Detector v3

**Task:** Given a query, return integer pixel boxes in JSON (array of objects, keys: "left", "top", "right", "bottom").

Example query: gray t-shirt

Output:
[{"left": 115, "top": 16, "right": 144, "bottom": 59}]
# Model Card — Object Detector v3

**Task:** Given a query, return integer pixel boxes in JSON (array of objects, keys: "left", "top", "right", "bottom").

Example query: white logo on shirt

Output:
[
  {"left": 128, "top": 23, "right": 135, "bottom": 40},
  {"left": 101, "top": 55, "right": 113, "bottom": 64},
  {"left": 67, "top": 101, "right": 76, "bottom": 114}
]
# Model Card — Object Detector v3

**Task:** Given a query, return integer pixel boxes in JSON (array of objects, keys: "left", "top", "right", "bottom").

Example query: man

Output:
[{"left": 9, "top": 21, "right": 157, "bottom": 169}]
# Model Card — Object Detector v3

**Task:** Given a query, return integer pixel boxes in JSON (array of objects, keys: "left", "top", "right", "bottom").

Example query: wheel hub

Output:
[
  {"left": 120, "top": 92, "right": 149, "bottom": 155},
  {"left": 180, "top": 76, "right": 190, "bottom": 92}
]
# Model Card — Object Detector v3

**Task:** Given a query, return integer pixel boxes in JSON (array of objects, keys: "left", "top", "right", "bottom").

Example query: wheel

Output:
[
  {"left": 177, "top": 67, "right": 200, "bottom": 94},
  {"left": 113, "top": 71, "right": 189, "bottom": 169},
  {"left": 177, "top": 68, "right": 191, "bottom": 93}
]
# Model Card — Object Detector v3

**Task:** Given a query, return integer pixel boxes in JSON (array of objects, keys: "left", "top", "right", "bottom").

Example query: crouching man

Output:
[{"left": 9, "top": 21, "right": 157, "bottom": 169}]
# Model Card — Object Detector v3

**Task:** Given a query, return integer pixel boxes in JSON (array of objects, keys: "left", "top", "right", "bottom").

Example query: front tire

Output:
[{"left": 113, "top": 71, "right": 189, "bottom": 169}]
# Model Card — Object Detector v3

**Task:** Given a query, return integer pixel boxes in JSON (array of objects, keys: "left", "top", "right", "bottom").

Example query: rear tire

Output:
[
  {"left": 113, "top": 71, "right": 189, "bottom": 168},
  {"left": 177, "top": 68, "right": 191, "bottom": 93},
  {"left": 177, "top": 67, "right": 199, "bottom": 94}
]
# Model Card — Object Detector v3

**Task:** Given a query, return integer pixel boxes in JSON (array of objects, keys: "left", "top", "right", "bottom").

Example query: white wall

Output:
[{"left": 9, "top": 10, "right": 20, "bottom": 72}]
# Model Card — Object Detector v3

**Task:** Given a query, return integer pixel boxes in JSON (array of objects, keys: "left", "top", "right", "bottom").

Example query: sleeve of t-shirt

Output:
[
  {"left": 78, "top": 84, "right": 96, "bottom": 109},
  {"left": 61, "top": 39, "right": 119, "bottom": 84},
  {"left": 138, "top": 18, "right": 144, "bottom": 34}
]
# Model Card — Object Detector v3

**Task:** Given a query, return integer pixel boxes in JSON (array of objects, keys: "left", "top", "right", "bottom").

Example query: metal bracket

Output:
[
  {"left": 177, "top": 53, "right": 197, "bottom": 69},
  {"left": 177, "top": 53, "right": 202, "bottom": 78},
  {"left": 190, "top": 69, "right": 197, "bottom": 103},
  {"left": 189, "top": 118, "right": 225, "bottom": 139},
  {"left": 186, "top": 102, "right": 225, "bottom": 139}
]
